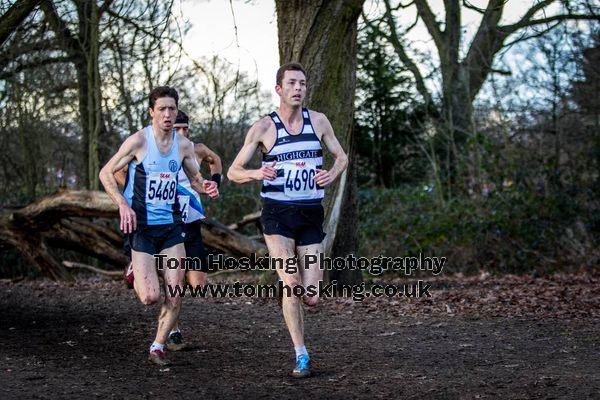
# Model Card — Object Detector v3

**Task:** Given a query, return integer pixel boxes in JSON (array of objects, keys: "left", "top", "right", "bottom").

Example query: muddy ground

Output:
[{"left": 0, "top": 272, "right": 598, "bottom": 399}]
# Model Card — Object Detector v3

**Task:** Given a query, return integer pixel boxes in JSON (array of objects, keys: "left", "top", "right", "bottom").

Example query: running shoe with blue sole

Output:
[{"left": 292, "top": 354, "right": 311, "bottom": 378}]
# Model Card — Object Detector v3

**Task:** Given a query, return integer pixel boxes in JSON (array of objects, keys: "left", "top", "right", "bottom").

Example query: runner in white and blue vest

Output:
[{"left": 99, "top": 86, "right": 219, "bottom": 367}]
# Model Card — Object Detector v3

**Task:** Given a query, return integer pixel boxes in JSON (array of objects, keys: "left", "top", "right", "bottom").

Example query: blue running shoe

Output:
[{"left": 292, "top": 354, "right": 311, "bottom": 378}]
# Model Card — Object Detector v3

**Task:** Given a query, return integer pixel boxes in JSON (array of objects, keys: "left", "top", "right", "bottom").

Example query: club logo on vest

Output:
[{"left": 169, "top": 160, "right": 178, "bottom": 172}]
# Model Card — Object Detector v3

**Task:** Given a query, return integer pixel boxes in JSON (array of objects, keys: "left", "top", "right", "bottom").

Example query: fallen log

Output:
[
  {"left": 1, "top": 189, "right": 267, "bottom": 280},
  {"left": 63, "top": 261, "right": 123, "bottom": 277},
  {"left": 227, "top": 211, "right": 262, "bottom": 231},
  {"left": 202, "top": 217, "right": 267, "bottom": 258}
]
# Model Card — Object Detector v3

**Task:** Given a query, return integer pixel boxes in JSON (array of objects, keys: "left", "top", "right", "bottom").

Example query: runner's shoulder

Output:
[
  {"left": 306, "top": 109, "right": 328, "bottom": 124},
  {"left": 249, "top": 116, "right": 275, "bottom": 141},
  {"left": 176, "top": 133, "right": 194, "bottom": 154},
  {"left": 124, "top": 129, "right": 146, "bottom": 149},
  {"left": 306, "top": 109, "right": 331, "bottom": 138}
]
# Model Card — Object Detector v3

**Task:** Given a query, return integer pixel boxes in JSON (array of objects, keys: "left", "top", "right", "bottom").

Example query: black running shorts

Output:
[
  {"left": 260, "top": 200, "right": 326, "bottom": 246},
  {"left": 125, "top": 222, "right": 184, "bottom": 255},
  {"left": 182, "top": 220, "right": 208, "bottom": 272}
]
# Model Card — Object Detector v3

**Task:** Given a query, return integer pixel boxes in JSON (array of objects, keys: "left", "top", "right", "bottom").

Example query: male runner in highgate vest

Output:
[{"left": 227, "top": 63, "right": 348, "bottom": 378}]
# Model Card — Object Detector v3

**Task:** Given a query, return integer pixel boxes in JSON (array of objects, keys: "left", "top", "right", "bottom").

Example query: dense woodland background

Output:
[{"left": 0, "top": 0, "right": 599, "bottom": 278}]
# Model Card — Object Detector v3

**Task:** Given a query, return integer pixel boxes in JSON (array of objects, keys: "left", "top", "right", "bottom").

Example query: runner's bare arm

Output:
[
  {"left": 227, "top": 118, "right": 277, "bottom": 184},
  {"left": 181, "top": 139, "right": 219, "bottom": 199},
  {"left": 312, "top": 112, "right": 348, "bottom": 187},
  {"left": 114, "top": 165, "right": 128, "bottom": 188},
  {"left": 99, "top": 132, "right": 144, "bottom": 232},
  {"left": 195, "top": 143, "right": 223, "bottom": 176}
]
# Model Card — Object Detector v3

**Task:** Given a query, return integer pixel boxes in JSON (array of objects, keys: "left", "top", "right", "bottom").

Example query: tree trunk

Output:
[
  {"left": 439, "top": 72, "right": 474, "bottom": 191},
  {"left": 41, "top": 0, "right": 103, "bottom": 190},
  {"left": 329, "top": 130, "right": 362, "bottom": 285},
  {"left": 275, "top": 0, "right": 365, "bottom": 285},
  {"left": 76, "top": 0, "right": 102, "bottom": 190}
]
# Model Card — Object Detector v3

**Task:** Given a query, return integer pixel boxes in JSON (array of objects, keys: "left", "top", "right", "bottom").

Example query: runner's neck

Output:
[
  {"left": 152, "top": 123, "right": 173, "bottom": 144},
  {"left": 277, "top": 105, "right": 304, "bottom": 134}
]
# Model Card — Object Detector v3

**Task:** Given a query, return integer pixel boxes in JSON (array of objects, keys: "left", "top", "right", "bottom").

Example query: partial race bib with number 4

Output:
[
  {"left": 283, "top": 161, "right": 317, "bottom": 198},
  {"left": 178, "top": 195, "right": 190, "bottom": 222},
  {"left": 146, "top": 172, "right": 177, "bottom": 205}
]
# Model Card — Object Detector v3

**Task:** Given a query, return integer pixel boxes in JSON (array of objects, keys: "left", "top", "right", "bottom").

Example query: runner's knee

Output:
[
  {"left": 283, "top": 275, "right": 302, "bottom": 288},
  {"left": 304, "top": 295, "right": 319, "bottom": 307},
  {"left": 140, "top": 291, "right": 160, "bottom": 305}
]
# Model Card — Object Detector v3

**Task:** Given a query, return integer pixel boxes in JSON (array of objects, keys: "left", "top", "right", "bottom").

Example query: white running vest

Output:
[{"left": 261, "top": 109, "right": 324, "bottom": 205}]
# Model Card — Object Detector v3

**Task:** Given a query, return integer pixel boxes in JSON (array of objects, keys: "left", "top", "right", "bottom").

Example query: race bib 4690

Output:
[{"left": 283, "top": 162, "right": 317, "bottom": 198}]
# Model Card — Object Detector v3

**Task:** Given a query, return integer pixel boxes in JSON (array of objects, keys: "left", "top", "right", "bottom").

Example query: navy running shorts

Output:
[
  {"left": 182, "top": 220, "right": 208, "bottom": 272},
  {"left": 125, "top": 222, "right": 184, "bottom": 255}
]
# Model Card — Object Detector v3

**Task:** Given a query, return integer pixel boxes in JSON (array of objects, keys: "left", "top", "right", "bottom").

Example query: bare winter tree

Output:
[
  {"left": 0, "top": 0, "right": 181, "bottom": 190},
  {"left": 364, "top": 0, "right": 600, "bottom": 187}
]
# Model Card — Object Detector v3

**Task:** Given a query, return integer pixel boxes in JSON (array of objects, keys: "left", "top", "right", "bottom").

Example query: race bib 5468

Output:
[{"left": 146, "top": 172, "right": 177, "bottom": 205}]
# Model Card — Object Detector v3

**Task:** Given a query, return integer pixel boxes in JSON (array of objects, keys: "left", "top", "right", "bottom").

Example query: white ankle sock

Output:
[
  {"left": 150, "top": 341, "right": 165, "bottom": 353},
  {"left": 295, "top": 345, "right": 308, "bottom": 357}
]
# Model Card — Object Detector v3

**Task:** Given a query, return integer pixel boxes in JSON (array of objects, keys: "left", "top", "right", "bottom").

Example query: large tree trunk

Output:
[
  {"left": 438, "top": 72, "right": 474, "bottom": 191},
  {"left": 76, "top": 0, "right": 102, "bottom": 190},
  {"left": 275, "top": 0, "right": 365, "bottom": 285},
  {"left": 40, "top": 0, "right": 102, "bottom": 190}
]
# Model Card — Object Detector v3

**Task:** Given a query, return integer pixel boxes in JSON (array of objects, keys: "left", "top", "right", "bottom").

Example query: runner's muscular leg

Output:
[
  {"left": 170, "top": 271, "right": 206, "bottom": 333},
  {"left": 186, "top": 271, "right": 207, "bottom": 287},
  {"left": 131, "top": 250, "right": 161, "bottom": 305},
  {"left": 296, "top": 242, "right": 324, "bottom": 306},
  {"left": 264, "top": 234, "right": 304, "bottom": 348},
  {"left": 154, "top": 242, "right": 186, "bottom": 345}
]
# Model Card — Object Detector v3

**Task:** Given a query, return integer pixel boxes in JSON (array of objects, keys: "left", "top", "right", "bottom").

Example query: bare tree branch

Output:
[
  {"left": 0, "top": 0, "right": 43, "bottom": 47},
  {"left": 0, "top": 55, "right": 74, "bottom": 79},
  {"left": 413, "top": 0, "right": 445, "bottom": 52},
  {"left": 462, "top": 0, "right": 486, "bottom": 14},
  {"left": 0, "top": 39, "right": 61, "bottom": 69},
  {"left": 463, "top": 0, "right": 506, "bottom": 101},
  {"left": 502, "top": 13, "right": 600, "bottom": 34},
  {"left": 502, "top": 0, "right": 556, "bottom": 34},
  {"left": 39, "top": 0, "right": 79, "bottom": 55},
  {"left": 99, "top": 0, "right": 116, "bottom": 15},
  {"left": 373, "top": 2, "right": 435, "bottom": 106},
  {"left": 502, "top": 21, "right": 563, "bottom": 48}
]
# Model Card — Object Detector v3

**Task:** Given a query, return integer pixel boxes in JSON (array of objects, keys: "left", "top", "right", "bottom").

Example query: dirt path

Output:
[{"left": 0, "top": 274, "right": 598, "bottom": 399}]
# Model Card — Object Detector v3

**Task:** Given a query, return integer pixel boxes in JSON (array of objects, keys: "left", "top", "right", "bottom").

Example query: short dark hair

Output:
[
  {"left": 149, "top": 86, "right": 179, "bottom": 109},
  {"left": 276, "top": 62, "right": 306, "bottom": 86},
  {"left": 175, "top": 110, "right": 189, "bottom": 125}
]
